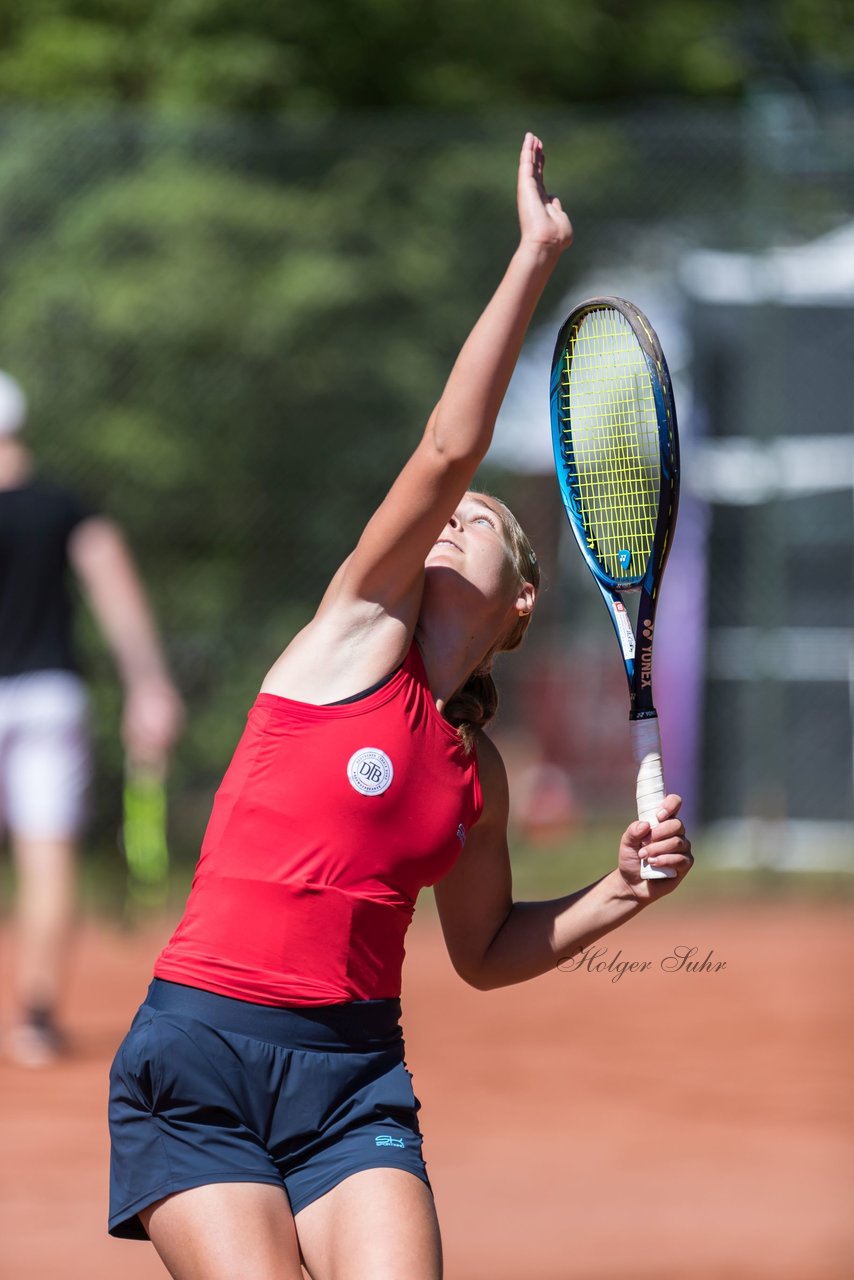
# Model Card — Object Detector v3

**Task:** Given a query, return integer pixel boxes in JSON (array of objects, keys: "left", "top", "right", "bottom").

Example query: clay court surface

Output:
[{"left": 1, "top": 900, "right": 852, "bottom": 1280}]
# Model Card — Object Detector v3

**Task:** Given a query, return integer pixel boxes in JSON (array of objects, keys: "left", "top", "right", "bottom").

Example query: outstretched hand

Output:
[
  {"left": 617, "top": 794, "right": 694, "bottom": 902},
  {"left": 517, "top": 132, "right": 573, "bottom": 257}
]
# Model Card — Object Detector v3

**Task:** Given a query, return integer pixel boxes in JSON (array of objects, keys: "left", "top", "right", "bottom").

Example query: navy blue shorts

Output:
[{"left": 108, "top": 980, "right": 429, "bottom": 1239}]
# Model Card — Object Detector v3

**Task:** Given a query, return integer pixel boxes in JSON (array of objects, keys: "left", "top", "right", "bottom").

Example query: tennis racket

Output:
[{"left": 550, "top": 297, "right": 680, "bottom": 879}]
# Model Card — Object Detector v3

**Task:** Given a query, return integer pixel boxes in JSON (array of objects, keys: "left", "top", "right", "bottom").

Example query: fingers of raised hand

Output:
[
  {"left": 518, "top": 132, "right": 572, "bottom": 252},
  {"left": 519, "top": 132, "right": 543, "bottom": 181},
  {"left": 532, "top": 134, "right": 544, "bottom": 171}
]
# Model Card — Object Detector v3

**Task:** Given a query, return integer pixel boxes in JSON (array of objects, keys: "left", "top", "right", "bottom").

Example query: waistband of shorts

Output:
[{"left": 144, "top": 979, "right": 403, "bottom": 1052}]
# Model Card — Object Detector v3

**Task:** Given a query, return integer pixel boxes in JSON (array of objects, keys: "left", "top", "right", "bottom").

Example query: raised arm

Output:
[
  {"left": 323, "top": 132, "right": 572, "bottom": 616},
  {"left": 433, "top": 736, "right": 693, "bottom": 991}
]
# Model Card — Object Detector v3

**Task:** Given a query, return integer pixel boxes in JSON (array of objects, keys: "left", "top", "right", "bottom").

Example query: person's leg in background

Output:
[
  {"left": 4, "top": 672, "right": 91, "bottom": 1066},
  {"left": 9, "top": 833, "right": 78, "bottom": 1063}
]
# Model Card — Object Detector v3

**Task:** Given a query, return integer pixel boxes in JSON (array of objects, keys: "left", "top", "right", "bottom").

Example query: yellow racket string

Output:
[{"left": 559, "top": 308, "right": 660, "bottom": 579}]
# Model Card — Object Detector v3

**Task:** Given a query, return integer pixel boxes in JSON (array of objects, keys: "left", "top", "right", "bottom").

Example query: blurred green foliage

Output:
[
  {"left": 0, "top": 0, "right": 851, "bottom": 111},
  {"left": 0, "top": 0, "right": 851, "bottom": 879},
  {"left": 0, "top": 117, "right": 613, "bottom": 849},
  {"left": 0, "top": 96, "right": 850, "bottom": 867}
]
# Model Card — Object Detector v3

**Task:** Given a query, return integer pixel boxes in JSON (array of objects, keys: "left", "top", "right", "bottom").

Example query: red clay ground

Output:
[{"left": 1, "top": 901, "right": 852, "bottom": 1280}]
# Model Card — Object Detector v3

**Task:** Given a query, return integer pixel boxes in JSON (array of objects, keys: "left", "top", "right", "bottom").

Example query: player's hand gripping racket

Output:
[{"left": 550, "top": 297, "right": 680, "bottom": 879}]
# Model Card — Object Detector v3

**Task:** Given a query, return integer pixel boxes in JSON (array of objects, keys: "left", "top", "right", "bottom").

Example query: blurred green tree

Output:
[
  {"left": 0, "top": 119, "right": 625, "bottom": 832},
  {"left": 0, "top": 0, "right": 848, "bottom": 863},
  {"left": 0, "top": 0, "right": 850, "bottom": 111}
]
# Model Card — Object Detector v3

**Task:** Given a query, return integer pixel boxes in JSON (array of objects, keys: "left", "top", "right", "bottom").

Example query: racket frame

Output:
[{"left": 550, "top": 296, "right": 680, "bottom": 875}]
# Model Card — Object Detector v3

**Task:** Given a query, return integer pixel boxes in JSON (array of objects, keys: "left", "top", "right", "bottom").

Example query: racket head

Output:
[{"left": 549, "top": 296, "right": 679, "bottom": 598}]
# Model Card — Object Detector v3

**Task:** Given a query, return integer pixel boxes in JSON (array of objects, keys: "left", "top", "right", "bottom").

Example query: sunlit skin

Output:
[
  {"left": 418, "top": 493, "right": 535, "bottom": 694},
  {"left": 424, "top": 494, "right": 527, "bottom": 604}
]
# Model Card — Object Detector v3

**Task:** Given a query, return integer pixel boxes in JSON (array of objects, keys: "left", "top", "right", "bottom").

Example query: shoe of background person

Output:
[{"left": 6, "top": 1009, "right": 65, "bottom": 1067}]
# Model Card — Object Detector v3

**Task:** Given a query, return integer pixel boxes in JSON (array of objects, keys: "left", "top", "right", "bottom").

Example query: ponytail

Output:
[{"left": 444, "top": 665, "right": 499, "bottom": 753}]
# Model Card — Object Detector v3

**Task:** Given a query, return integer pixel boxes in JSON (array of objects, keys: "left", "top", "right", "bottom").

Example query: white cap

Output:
[{"left": 0, "top": 371, "right": 27, "bottom": 436}]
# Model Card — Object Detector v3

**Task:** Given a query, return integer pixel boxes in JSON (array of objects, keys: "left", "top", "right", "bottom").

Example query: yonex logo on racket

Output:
[
  {"left": 640, "top": 653, "right": 653, "bottom": 688},
  {"left": 640, "top": 621, "right": 654, "bottom": 689},
  {"left": 347, "top": 748, "right": 394, "bottom": 796}
]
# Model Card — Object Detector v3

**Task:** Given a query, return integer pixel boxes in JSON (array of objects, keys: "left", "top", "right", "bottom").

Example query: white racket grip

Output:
[{"left": 629, "top": 716, "right": 676, "bottom": 880}]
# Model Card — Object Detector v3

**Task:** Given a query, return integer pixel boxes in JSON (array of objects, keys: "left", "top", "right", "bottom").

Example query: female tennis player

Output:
[{"left": 108, "top": 133, "right": 692, "bottom": 1280}]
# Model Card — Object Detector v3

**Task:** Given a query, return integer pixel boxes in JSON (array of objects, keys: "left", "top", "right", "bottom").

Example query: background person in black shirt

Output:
[{"left": 0, "top": 371, "right": 183, "bottom": 1066}]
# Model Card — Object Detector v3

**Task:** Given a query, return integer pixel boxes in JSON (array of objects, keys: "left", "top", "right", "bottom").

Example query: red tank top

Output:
[{"left": 154, "top": 644, "right": 482, "bottom": 1005}]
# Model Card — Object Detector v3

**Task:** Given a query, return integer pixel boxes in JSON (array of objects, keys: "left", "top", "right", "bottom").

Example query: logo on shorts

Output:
[
  {"left": 375, "top": 1134, "right": 405, "bottom": 1148},
  {"left": 456, "top": 823, "right": 467, "bottom": 846},
  {"left": 347, "top": 747, "right": 394, "bottom": 796}
]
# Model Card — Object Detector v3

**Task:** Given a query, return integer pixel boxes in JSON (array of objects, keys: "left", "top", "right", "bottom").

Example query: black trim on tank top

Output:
[{"left": 325, "top": 662, "right": 403, "bottom": 706}]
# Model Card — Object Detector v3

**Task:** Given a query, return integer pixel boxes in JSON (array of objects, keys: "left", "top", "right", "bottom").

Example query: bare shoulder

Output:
[{"left": 259, "top": 601, "right": 412, "bottom": 705}]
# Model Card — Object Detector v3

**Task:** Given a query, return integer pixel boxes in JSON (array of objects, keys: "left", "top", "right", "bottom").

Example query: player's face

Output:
[{"left": 425, "top": 493, "right": 524, "bottom": 608}]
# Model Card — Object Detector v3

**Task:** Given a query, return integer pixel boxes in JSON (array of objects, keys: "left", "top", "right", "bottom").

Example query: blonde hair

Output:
[{"left": 443, "top": 494, "right": 540, "bottom": 752}]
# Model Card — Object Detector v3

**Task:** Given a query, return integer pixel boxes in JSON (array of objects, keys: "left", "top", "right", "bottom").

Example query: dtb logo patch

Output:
[{"left": 347, "top": 747, "right": 394, "bottom": 796}]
